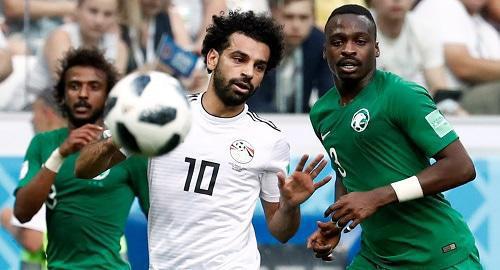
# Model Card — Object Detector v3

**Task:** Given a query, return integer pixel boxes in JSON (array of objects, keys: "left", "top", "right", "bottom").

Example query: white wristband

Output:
[
  {"left": 44, "top": 147, "right": 65, "bottom": 173},
  {"left": 390, "top": 176, "right": 424, "bottom": 202}
]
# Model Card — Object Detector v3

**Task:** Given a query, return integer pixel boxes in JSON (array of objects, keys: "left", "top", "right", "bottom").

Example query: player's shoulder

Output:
[
  {"left": 376, "top": 70, "right": 428, "bottom": 95},
  {"left": 244, "top": 110, "right": 282, "bottom": 135},
  {"left": 310, "top": 87, "right": 338, "bottom": 124},
  {"left": 33, "top": 127, "right": 68, "bottom": 141}
]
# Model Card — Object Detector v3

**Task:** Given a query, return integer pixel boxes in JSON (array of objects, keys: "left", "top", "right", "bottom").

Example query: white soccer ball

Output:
[{"left": 104, "top": 71, "right": 191, "bottom": 157}]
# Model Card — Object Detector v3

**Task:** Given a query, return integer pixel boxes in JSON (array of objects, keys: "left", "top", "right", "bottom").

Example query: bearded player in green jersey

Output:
[
  {"left": 13, "top": 48, "right": 149, "bottom": 270},
  {"left": 307, "top": 4, "right": 482, "bottom": 270}
]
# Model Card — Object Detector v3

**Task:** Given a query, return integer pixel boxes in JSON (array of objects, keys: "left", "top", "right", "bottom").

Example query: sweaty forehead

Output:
[{"left": 326, "top": 14, "right": 373, "bottom": 36}]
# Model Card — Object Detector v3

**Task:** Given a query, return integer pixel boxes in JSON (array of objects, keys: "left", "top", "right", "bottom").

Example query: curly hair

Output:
[
  {"left": 201, "top": 10, "right": 284, "bottom": 74},
  {"left": 54, "top": 48, "right": 119, "bottom": 115}
]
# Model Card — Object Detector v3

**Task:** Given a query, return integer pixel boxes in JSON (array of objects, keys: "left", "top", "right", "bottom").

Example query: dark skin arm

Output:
[
  {"left": 74, "top": 138, "right": 125, "bottom": 179},
  {"left": 14, "top": 124, "right": 102, "bottom": 223},
  {"left": 307, "top": 172, "right": 347, "bottom": 261},
  {"left": 308, "top": 139, "right": 475, "bottom": 261},
  {"left": 325, "top": 139, "right": 475, "bottom": 232}
]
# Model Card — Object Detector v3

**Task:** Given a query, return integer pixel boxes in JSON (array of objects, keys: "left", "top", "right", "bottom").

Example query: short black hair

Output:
[
  {"left": 54, "top": 48, "right": 119, "bottom": 115},
  {"left": 324, "top": 4, "right": 377, "bottom": 38},
  {"left": 201, "top": 10, "right": 284, "bottom": 74}
]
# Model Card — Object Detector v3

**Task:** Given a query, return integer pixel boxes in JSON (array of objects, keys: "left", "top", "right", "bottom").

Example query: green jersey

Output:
[
  {"left": 16, "top": 128, "right": 149, "bottom": 270},
  {"left": 310, "top": 71, "right": 476, "bottom": 269}
]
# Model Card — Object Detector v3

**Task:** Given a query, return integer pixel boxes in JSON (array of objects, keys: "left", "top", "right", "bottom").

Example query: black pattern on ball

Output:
[
  {"left": 103, "top": 96, "right": 117, "bottom": 117},
  {"left": 139, "top": 106, "right": 177, "bottom": 125},
  {"left": 116, "top": 122, "right": 140, "bottom": 153},
  {"left": 132, "top": 75, "right": 151, "bottom": 96},
  {"left": 157, "top": 134, "right": 181, "bottom": 155}
]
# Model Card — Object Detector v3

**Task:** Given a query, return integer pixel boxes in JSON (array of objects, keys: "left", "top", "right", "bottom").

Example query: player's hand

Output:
[
  {"left": 277, "top": 154, "right": 332, "bottom": 209},
  {"left": 307, "top": 221, "right": 341, "bottom": 261},
  {"left": 59, "top": 124, "right": 103, "bottom": 157},
  {"left": 324, "top": 190, "right": 381, "bottom": 233}
]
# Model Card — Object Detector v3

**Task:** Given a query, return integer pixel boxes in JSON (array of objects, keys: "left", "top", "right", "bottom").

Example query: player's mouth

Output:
[
  {"left": 73, "top": 102, "right": 92, "bottom": 114},
  {"left": 232, "top": 81, "right": 252, "bottom": 94},
  {"left": 337, "top": 59, "right": 361, "bottom": 73}
]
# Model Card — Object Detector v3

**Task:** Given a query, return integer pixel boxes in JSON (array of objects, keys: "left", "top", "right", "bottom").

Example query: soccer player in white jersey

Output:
[{"left": 75, "top": 10, "right": 332, "bottom": 269}]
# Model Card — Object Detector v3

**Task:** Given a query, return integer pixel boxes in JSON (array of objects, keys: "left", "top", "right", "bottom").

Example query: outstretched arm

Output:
[
  {"left": 263, "top": 154, "right": 331, "bottom": 243},
  {"left": 325, "top": 139, "right": 475, "bottom": 231},
  {"left": 75, "top": 137, "right": 126, "bottom": 179}
]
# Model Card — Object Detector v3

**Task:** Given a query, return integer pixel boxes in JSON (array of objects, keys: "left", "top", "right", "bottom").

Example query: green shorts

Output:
[{"left": 347, "top": 248, "right": 482, "bottom": 270}]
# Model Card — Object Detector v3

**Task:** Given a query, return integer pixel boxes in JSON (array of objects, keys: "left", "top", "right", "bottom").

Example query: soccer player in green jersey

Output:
[
  {"left": 306, "top": 4, "right": 482, "bottom": 270},
  {"left": 13, "top": 48, "right": 149, "bottom": 270}
]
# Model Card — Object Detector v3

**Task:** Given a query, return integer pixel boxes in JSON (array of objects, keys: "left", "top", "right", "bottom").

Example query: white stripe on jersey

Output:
[{"left": 148, "top": 93, "right": 290, "bottom": 269}]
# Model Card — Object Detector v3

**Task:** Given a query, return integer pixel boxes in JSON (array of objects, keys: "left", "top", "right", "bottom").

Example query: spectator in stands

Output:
[
  {"left": 30, "top": 90, "right": 67, "bottom": 133},
  {"left": 414, "top": 0, "right": 500, "bottom": 114},
  {"left": 119, "top": 0, "right": 207, "bottom": 93},
  {"left": 483, "top": 0, "right": 500, "bottom": 31},
  {"left": 171, "top": 0, "right": 226, "bottom": 54},
  {"left": 369, "top": 0, "right": 448, "bottom": 94},
  {"left": 248, "top": 0, "right": 333, "bottom": 113},
  {"left": 26, "top": 0, "right": 128, "bottom": 109},
  {"left": 0, "top": 30, "right": 13, "bottom": 82},
  {"left": 225, "top": 0, "right": 270, "bottom": 13},
  {"left": 119, "top": 0, "right": 192, "bottom": 73},
  {"left": 1, "top": 0, "right": 76, "bottom": 55},
  {"left": 315, "top": 0, "right": 367, "bottom": 29}
]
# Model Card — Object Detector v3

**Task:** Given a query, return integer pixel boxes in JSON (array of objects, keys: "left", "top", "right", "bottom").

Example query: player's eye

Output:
[
  {"left": 356, "top": 39, "right": 367, "bottom": 46},
  {"left": 233, "top": 57, "right": 244, "bottom": 63},
  {"left": 255, "top": 64, "right": 266, "bottom": 73},
  {"left": 68, "top": 82, "right": 80, "bottom": 91},
  {"left": 331, "top": 40, "right": 343, "bottom": 47}
]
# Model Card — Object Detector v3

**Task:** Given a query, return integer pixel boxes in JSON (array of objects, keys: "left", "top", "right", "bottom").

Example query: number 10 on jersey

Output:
[{"left": 184, "top": 157, "right": 220, "bottom": 196}]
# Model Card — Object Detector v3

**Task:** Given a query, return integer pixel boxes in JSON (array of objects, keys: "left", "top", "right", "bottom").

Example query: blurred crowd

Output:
[
  {"left": 0, "top": 0, "right": 498, "bottom": 116},
  {"left": 0, "top": 1, "right": 498, "bottom": 269}
]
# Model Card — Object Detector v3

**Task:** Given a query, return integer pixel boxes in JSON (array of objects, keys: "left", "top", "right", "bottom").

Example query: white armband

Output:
[
  {"left": 43, "top": 147, "right": 65, "bottom": 173},
  {"left": 390, "top": 176, "right": 424, "bottom": 202}
]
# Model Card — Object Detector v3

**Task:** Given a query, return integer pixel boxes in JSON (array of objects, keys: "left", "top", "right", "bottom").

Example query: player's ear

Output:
[
  {"left": 206, "top": 49, "right": 219, "bottom": 72},
  {"left": 375, "top": 42, "right": 380, "bottom": 57}
]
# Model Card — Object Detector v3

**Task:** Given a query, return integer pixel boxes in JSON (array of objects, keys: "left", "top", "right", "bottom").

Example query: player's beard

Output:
[
  {"left": 63, "top": 102, "right": 104, "bottom": 128},
  {"left": 213, "top": 65, "right": 256, "bottom": 106}
]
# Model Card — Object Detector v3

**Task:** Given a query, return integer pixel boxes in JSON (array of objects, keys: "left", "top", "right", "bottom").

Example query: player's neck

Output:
[
  {"left": 68, "top": 119, "right": 104, "bottom": 130},
  {"left": 202, "top": 89, "right": 245, "bottom": 118},
  {"left": 377, "top": 15, "right": 405, "bottom": 39},
  {"left": 335, "top": 70, "right": 375, "bottom": 106}
]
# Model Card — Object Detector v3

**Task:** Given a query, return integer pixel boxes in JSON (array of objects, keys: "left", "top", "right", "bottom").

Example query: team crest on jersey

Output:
[
  {"left": 351, "top": 108, "right": 370, "bottom": 132},
  {"left": 230, "top": 140, "right": 254, "bottom": 164}
]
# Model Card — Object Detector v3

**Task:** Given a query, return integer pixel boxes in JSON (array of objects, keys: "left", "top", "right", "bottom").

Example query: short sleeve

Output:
[
  {"left": 15, "top": 135, "right": 44, "bottom": 195},
  {"left": 125, "top": 156, "right": 150, "bottom": 216},
  {"left": 389, "top": 82, "right": 458, "bottom": 157},
  {"left": 260, "top": 136, "right": 290, "bottom": 203},
  {"left": 11, "top": 205, "right": 46, "bottom": 232}
]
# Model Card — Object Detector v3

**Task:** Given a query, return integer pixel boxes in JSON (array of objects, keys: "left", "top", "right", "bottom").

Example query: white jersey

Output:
[{"left": 148, "top": 93, "right": 290, "bottom": 270}]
